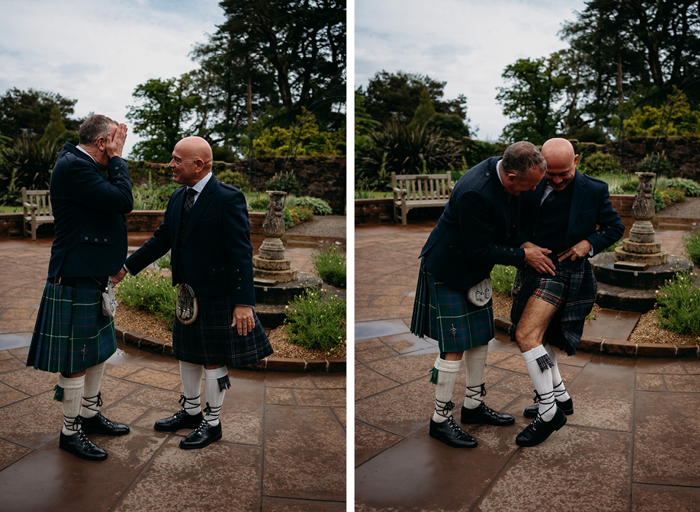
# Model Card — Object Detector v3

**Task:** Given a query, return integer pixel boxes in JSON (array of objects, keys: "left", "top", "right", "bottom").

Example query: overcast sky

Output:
[
  {"left": 0, "top": 0, "right": 223, "bottom": 158},
  {"left": 356, "top": 0, "right": 588, "bottom": 141}
]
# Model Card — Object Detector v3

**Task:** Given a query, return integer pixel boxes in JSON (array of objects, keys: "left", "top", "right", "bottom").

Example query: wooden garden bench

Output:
[
  {"left": 22, "top": 188, "right": 53, "bottom": 241},
  {"left": 391, "top": 172, "right": 452, "bottom": 226}
]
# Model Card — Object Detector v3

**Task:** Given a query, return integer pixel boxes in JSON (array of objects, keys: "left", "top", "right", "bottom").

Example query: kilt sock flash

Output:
[
  {"left": 464, "top": 343, "right": 488, "bottom": 409},
  {"left": 432, "top": 356, "right": 461, "bottom": 423},
  {"left": 81, "top": 362, "right": 105, "bottom": 419},
  {"left": 58, "top": 374, "right": 85, "bottom": 436},
  {"left": 545, "top": 344, "right": 571, "bottom": 402},
  {"left": 522, "top": 345, "right": 556, "bottom": 421},
  {"left": 180, "top": 361, "right": 204, "bottom": 415},
  {"left": 204, "top": 366, "right": 229, "bottom": 426}
]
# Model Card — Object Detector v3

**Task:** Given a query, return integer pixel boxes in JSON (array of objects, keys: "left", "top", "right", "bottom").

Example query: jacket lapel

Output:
[
  {"left": 565, "top": 170, "right": 587, "bottom": 244},
  {"left": 171, "top": 186, "right": 186, "bottom": 248},
  {"left": 182, "top": 174, "right": 217, "bottom": 244}
]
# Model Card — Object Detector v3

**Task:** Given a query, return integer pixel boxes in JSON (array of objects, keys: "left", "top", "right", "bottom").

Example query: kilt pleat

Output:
[
  {"left": 411, "top": 259, "right": 493, "bottom": 353},
  {"left": 172, "top": 295, "right": 273, "bottom": 367},
  {"left": 26, "top": 279, "right": 116, "bottom": 374},
  {"left": 510, "top": 258, "right": 596, "bottom": 355}
]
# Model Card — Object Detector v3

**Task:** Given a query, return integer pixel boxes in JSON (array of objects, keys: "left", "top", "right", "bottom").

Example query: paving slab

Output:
[{"left": 355, "top": 220, "right": 700, "bottom": 511}]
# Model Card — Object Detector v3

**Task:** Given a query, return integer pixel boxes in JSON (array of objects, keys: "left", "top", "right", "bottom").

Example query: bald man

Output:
[
  {"left": 509, "top": 138, "right": 624, "bottom": 447},
  {"left": 115, "top": 137, "right": 272, "bottom": 449}
]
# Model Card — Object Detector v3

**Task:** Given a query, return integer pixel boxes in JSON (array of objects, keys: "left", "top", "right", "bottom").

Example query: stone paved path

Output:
[
  {"left": 355, "top": 220, "right": 700, "bottom": 512},
  {"left": 0, "top": 236, "right": 346, "bottom": 512}
]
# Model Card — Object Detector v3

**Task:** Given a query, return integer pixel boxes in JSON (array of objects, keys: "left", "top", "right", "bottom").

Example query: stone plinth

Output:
[
  {"left": 622, "top": 240, "right": 661, "bottom": 254},
  {"left": 614, "top": 247, "right": 669, "bottom": 266}
]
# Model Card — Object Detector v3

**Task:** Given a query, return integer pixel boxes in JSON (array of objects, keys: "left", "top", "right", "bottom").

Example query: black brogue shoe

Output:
[
  {"left": 81, "top": 412, "right": 130, "bottom": 436},
  {"left": 59, "top": 431, "right": 108, "bottom": 461},
  {"left": 516, "top": 407, "right": 567, "bottom": 447},
  {"left": 429, "top": 416, "right": 478, "bottom": 448},
  {"left": 154, "top": 409, "right": 204, "bottom": 432},
  {"left": 524, "top": 397, "right": 574, "bottom": 418},
  {"left": 461, "top": 402, "right": 515, "bottom": 426},
  {"left": 179, "top": 419, "right": 223, "bottom": 450}
]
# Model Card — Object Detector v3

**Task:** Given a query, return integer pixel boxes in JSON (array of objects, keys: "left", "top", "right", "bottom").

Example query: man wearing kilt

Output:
[
  {"left": 27, "top": 115, "right": 133, "bottom": 461},
  {"left": 411, "top": 141, "right": 555, "bottom": 448},
  {"left": 115, "top": 136, "right": 272, "bottom": 450},
  {"left": 510, "top": 138, "right": 624, "bottom": 447}
]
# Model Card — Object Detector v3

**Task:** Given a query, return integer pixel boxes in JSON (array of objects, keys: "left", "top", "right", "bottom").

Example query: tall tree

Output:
[
  {"left": 0, "top": 88, "right": 81, "bottom": 141},
  {"left": 194, "top": 0, "right": 346, "bottom": 135},
  {"left": 496, "top": 54, "right": 570, "bottom": 144},
  {"left": 126, "top": 74, "right": 201, "bottom": 162},
  {"left": 560, "top": 0, "right": 700, "bottom": 134}
]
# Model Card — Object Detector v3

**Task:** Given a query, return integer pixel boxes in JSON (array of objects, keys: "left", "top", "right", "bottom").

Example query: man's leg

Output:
[
  {"left": 56, "top": 372, "right": 107, "bottom": 461},
  {"left": 428, "top": 351, "right": 477, "bottom": 448},
  {"left": 523, "top": 342, "right": 574, "bottom": 418},
  {"left": 180, "top": 364, "right": 228, "bottom": 450},
  {"left": 460, "top": 343, "right": 514, "bottom": 426},
  {"left": 154, "top": 361, "right": 204, "bottom": 432},
  {"left": 514, "top": 297, "right": 567, "bottom": 447},
  {"left": 80, "top": 362, "right": 129, "bottom": 436}
]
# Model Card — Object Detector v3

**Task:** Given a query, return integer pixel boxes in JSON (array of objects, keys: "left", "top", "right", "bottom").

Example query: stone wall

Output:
[
  {"left": 0, "top": 211, "right": 268, "bottom": 238},
  {"left": 576, "top": 136, "right": 700, "bottom": 179}
]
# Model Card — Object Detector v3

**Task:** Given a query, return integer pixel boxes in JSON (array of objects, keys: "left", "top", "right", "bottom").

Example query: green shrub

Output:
[
  {"left": 132, "top": 179, "right": 179, "bottom": 210},
  {"left": 666, "top": 178, "right": 700, "bottom": 198},
  {"left": 155, "top": 252, "right": 172, "bottom": 270},
  {"left": 654, "top": 187, "right": 686, "bottom": 211},
  {"left": 655, "top": 271, "right": 700, "bottom": 335},
  {"left": 115, "top": 270, "right": 176, "bottom": 329},
  {"left": 491, "top": 265, "right": 516, "bottom": 294},
  {"left": 311, "top": 244, "right": 346, "bottom": 287},
  {"left": 579, "top": 152, "right": 619, "bottom": 176},
  {"left": 216, "top": 169, "right": 249, "bottom": 190},
  {"left": 246, "top": 192, "right": 270, "bottom": 212},
  {"left": 682, "top": 231, "right": 700, "bottom": 266},
  {"left": 600, "top": 241, "right": 622, "bottom": 254},
  {"left": 638, "top": 152, "right": 673, "bottom": 176},
  {"left": 284, "top": 288, "right": 346, "bottom": 352},
  {"left": 0, "top": 136, "right": 60, "bottom": 205},
  {"left": 295, "top": 196, "right": 333, "bottom": 215},
  {"left": 266, "top": 171, "right": 302, "bottom": 196}
]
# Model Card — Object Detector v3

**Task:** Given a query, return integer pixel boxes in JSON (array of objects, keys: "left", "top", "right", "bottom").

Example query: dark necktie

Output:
[{"left": 183, "top": 187, "right": 196, "bottom": 216}]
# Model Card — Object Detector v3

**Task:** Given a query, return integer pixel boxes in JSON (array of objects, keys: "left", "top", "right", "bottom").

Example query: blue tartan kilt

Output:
[
  {"left": 172, "top": 295, "right": 273, "bottom": 367},
  {"left": 26, "top": 278, "right": 116, "bottom": 374},
  {"left": 410, "top": 259, "right": 494, "bottom": 353}
]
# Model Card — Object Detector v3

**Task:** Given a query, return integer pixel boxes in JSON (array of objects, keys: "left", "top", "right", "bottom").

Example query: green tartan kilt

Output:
[
  {"left": 26, "top": 279, "right": 116, "bottom": 374},
  {"left": 410, "top": 259, "right": 494, "bottom": 353}
]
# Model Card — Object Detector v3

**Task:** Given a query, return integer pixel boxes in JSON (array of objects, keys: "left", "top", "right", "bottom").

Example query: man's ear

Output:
[{"left": 96, "top": 136, "right": 107, "bottom": 153}]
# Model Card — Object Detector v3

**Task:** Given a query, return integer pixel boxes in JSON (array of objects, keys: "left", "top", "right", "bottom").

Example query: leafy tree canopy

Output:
[
  {"left": 357, "top": 70, "right": 469, "bottom": 126},
  {"left": 0, "top": 88, "right": 82, "bottom": 141}
]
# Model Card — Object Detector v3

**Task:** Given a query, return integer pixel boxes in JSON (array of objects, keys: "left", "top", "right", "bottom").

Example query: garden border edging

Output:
[{"left": 116, "top": 325, "right": 346, "bottom": 373}]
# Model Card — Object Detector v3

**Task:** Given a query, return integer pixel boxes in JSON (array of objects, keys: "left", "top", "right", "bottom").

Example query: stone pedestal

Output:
[
  {"left": 252, "top": 190, "right": 322, "bottom": 327},
  {"left": 592, "top": 172, "right": 693, "bottom": 312}
]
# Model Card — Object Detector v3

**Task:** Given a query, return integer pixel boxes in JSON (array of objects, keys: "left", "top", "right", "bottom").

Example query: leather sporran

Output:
[
  {"left": 176, "top": 283, "right": 199, "bottom": 325},
  {"left": 467, "top": 277, "right": 492, "bottom": 307},
  {"left": 101, "top": 279, "right": 118, "bottom": 318}
]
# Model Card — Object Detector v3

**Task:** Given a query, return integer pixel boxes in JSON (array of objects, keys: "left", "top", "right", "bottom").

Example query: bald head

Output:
[
  {"left": 541, "top": 138, "right": 578, "bottom": 192},
  {"left": 170, "top": 136, "right": 213, "bottom": 187}
]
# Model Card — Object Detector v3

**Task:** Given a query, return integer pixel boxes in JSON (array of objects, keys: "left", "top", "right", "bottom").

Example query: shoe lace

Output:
[
  {"left": 434, "top": 399, "right": 455, "bottom": 420},
  {"left": 82, "top": 392, "right": 103, "bottom": 414},
  {"left": 444, "top": 415, "right": 465, "bottom": 436},
  {"left": 531, "top": 389, "right": 555, "bottom": 423},
  {"left": 465, "top": 383, "right": 486, "bottom": 404},
  {"left": 178, "top": 394, "right": 201, "bottom": 413},
  {"left": 64, "top": 414, "right": 82, "bottom": 433},
  {"left": 552, "top": 380, "right": 568, "bottom": 400}
]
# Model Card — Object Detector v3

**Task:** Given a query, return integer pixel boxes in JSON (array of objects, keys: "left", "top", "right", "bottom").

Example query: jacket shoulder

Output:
[{"left": 579, "top": 172, "right": 609, "bottom": 189}]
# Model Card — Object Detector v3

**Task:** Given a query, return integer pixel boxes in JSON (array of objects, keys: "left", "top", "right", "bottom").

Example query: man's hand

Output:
[
  {"left": 112, "top": 268, "right": 127, "bottom": 286},
  {"left": 105, "top": 123, "right": 128, "bottom": 159},
  {"left": 523, "top": 242, "right": 556, "bottom": 275},
  {"left": 231, "top": 306, "right": 255, "bottom": 336},
  {"left": 558, "top": 240, "right": 593, "bottom": 262}
]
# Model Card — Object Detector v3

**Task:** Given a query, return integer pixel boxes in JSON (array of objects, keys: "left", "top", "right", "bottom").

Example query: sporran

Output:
[{"left": 176, "top": 283, "right": 199, "bottom": 325}]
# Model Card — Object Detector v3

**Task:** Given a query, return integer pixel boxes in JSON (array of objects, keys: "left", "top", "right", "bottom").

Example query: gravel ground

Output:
[
  {"left": 115, "top": 305, "right": 346, "bottom": 360},
  {"left": 285, "top": 215, "right": 346, "bottom": 238},
  {"left": 655, "top": 196, "right": 700, "bottom": 218}
]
